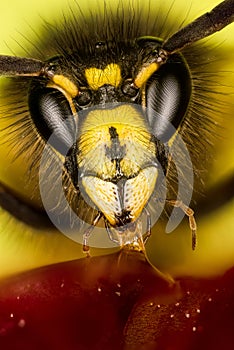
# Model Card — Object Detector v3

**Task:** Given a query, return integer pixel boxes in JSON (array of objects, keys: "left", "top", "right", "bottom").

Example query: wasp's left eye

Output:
[
  {"left": 146, "top": 55, "right": 191, "bottom": 142},
  {"left": 28, "top": 85, "right": 76, "bottom": 155}
]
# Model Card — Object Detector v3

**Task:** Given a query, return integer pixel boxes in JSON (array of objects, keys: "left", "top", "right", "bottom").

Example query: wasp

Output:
[{"left": 0, "top": 0, "right": 233, "bottom": 255}]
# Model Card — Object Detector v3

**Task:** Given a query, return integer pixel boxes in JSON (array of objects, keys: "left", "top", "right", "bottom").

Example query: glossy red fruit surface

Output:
[{"left": 0, "top": 250, "right": 233, "bottom": 350}]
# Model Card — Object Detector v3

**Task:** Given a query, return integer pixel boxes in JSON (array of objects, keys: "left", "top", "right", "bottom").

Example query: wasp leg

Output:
[
  {"left": 166, "top": 199, "right": 197, "bottom": 250},
  {"left": 105, "top": 220, "right": 120, "bottom": 245},
  {"left": 83, "top": 212, "right": 102, "bottom": 256},
  {"left": 142, "top": 207, "right": 152, "bottom": 245}
]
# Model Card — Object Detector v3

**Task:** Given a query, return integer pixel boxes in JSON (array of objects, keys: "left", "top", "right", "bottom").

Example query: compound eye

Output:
[
  {"left": 146, "top": 56, "right": 191, "bottom": 143},
  {"left": 28, "top": 86, "right": 76, "bottom": 155},
  {"left": 75, "top": 89, "right": 92, "bottom": 108}
]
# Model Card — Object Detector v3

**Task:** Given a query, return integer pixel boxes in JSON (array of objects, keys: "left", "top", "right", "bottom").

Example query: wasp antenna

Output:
[
  {"left": 0, "top": 55, "right": 44, "bottom": 76},
  {"left": 162, "top": 0, "right": 234, "bottom": 54}
]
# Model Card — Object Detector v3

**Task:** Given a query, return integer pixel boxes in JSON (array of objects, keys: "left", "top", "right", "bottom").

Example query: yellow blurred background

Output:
[{"left": 0, "top": 0, "right": 233, "bottom": 278}]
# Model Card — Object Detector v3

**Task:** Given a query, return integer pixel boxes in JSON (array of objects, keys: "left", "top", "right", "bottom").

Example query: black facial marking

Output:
[
  {"left": 109, "top": 126, "right": 119, "bottom": 140},
  {"left": 105, "top": 127, "right": 126, "bottom": 176}
]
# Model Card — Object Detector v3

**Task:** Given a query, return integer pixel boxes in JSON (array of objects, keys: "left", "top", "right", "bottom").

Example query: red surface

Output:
[{"left": 0, "top": 250, "right": 233, "bottom": 350}]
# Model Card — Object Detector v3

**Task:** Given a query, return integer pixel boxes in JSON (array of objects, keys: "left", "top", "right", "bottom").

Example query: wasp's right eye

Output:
[{"left": 28, "top": 86, "right": 76, "bottom": 155}]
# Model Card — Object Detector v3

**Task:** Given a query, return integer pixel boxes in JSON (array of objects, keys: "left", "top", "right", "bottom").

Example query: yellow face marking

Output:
[
  {"left": 78, "top": 104, "right": 158, "bottom": 226},
  {"left": 78, "top": 105, "right": 156, "bottom": 179},
  {"left": 81, "top": 167, "right": 158, "bottom": 226},
  {"left": 85, "top": 63, "right": 122, "bottom": 90},
  {"left": 52, "top": 74, "right": 78, "bottom": 98},
  {"left": 134, "top": 62, "right": 159, "bottom": 88},
  {"left": 123, "top": 167, "right": 158, "bottom": 219},
  {"left": 81, "top": 176, "right": 121, "bottom": 226}
]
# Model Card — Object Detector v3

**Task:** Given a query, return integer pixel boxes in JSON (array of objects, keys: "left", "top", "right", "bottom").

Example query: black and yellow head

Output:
[
  {"left": 0, "top": 0, "right": 233, "bottom": 249},
  {"left": 26, "top": 37, "right": 191, "bottom": 234}
]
